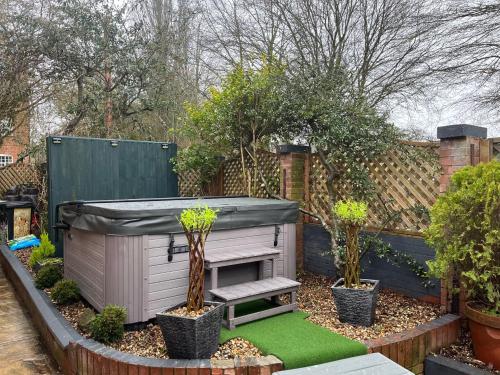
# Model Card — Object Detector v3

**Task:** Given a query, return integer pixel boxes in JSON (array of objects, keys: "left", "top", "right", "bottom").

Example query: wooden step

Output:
[
  {"left": 209, "top": 277, "right": 300, "bottom": 303},
  {"left": 210, "top": 277, "right": 301, "bottom": 330},
  {"left": 204, "top": 246, "right": 280, "bottom": 269}
]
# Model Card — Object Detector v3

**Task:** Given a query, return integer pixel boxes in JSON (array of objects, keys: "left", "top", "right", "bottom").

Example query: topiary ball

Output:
[
  {"left": 51, "top": 279, "right": 80, "bottom": 305},
  {"left": 34, "top": 264, "right": 63, "bottom": 289},
  {"left": 89, "top": 305, "right": 127, "bottom": 343}
]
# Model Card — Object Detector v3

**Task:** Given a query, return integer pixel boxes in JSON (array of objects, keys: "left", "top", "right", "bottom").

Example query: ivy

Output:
[{"left": 361, "top": 235, "right": 435, "bottom": 289}]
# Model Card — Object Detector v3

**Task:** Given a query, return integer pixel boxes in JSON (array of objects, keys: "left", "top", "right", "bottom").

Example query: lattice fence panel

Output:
[
  {"left": 0, "top": 163, "right": 40, "bottom": 195},
  {"left": 223, "top": 150, "right": 280, "bottom": 197},
  {"left": 178, "top": 171, "right": 202, "bottom": 197},
  {"left": 309, "top": 143, "right": 441, "bottom": 234},
  {"left": 493, "top": 138, "right": 500, "bottom": 160}
]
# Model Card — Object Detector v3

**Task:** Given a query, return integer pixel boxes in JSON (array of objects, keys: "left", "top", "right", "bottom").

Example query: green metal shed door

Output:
[{"left": 46, "top": 136, "right": 178, "bottom": 255}]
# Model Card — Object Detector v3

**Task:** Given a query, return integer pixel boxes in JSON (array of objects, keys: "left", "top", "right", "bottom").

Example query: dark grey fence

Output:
[
  {"left": 47, "top": 136, "right": 178, "bottom": 255},
  {"left": 303, "top": 223, "right": 440, "bottom": 299}
]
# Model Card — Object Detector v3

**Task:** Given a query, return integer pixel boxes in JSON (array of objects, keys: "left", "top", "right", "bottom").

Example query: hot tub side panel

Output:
[
  {"left": 146, "top": 224, "right": 295, "bottom": 320},
  {"left": 104, "top": 235, "right": 147, "bottom": 324},
  {"left": 64, "top": 228, "right": 106, "bottom": 311}
]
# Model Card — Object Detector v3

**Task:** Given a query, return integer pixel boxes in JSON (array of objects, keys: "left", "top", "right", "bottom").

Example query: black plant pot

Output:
[
  {"left": 331, "top": 278, "right": 380, "bottom": 327},
  {"left": 156, "top": 301, "right": 225, "bottom": 359}
]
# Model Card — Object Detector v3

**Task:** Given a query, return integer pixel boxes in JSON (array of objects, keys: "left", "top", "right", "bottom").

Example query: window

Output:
[{"left": 0, "top": 155, "right": 13, "bottom": 167}]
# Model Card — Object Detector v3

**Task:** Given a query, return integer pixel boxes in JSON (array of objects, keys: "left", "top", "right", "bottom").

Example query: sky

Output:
[{"left": 391, "top": 85, "right": 500, "bottom": 139}]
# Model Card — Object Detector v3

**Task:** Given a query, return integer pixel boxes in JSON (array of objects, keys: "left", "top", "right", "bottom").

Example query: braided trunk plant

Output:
[
  {"left": 179, "top": 205, "right": 218, "bottom": 312},
  {"left": 333, "top": 200, "right": 368, "bottom": 288}
]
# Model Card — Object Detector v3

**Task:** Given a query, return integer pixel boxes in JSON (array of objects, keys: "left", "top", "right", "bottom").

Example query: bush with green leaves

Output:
[
  {"left": 173, "top": 144, "right": 222, "bottom": 195},
  {"left": 426, "top": 161, "right": 500, "bottom": 315},
  {"left": 51, "top": 279, "right": 80, "bottom": 305},
  {"left": 89, "top": 305, "right": 127, "bottom": 343},
  {"left": 29, "top": 233, "right": 56, "bottom": 268},
  {"left": 333, "top": 200, "right": 368, "bottom": 288},
  {"left": 35, "top": 264, "right": 63, "bottom": 289},
  {"left": 181, "top": 61, "right": 286, "bottom": 197}
]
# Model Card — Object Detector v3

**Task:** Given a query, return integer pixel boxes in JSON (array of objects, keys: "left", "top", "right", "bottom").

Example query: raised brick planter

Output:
[
  {"left": 365, "top": 314, "right": 461, "bottom": 375},
  {"left": 0, "top": 245, "right": 283, "bottom": 375},
  {"left": 1, "top": 244, "right": 461, "bottom": 375}
]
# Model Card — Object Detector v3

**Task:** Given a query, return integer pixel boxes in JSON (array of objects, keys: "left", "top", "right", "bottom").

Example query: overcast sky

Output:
[{"left": 391, "top": 81, "right": 500, "bottom": 139}]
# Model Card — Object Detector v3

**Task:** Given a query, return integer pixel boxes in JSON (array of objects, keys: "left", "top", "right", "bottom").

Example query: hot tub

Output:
[{"left": 59, "top": 197, "right": 299, "bottom": 323}]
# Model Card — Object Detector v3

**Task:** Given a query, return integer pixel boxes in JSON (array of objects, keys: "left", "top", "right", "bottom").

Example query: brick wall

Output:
[
  {"left": 0, "top": 111, "right": 30, "bottom": 162},
  {"left": 438, "top": 137, "right": 481, "bottom": 193},
  {"left": 279, "top": 146, "right": 310, "bottom": 271}
]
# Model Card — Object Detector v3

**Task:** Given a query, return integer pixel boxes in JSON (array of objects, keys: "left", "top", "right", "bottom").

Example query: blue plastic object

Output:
[{"left": 9, "top": 236, "right": 40, "bottom": 251}]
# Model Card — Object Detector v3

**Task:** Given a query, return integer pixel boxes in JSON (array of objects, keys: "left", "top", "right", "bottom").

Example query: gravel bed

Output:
[
  {"left": 13, "top": 248, "right": 261, "bottom": 360},
  {"left": 14, "top": 248, "right": 34, "bottom": 274},
  {"left": 296, "top": 273, "right": 442, "bottom": 341},
  {"left": 438, "top": 332, "right": 499, "bottom": 374},
  {"left": 11, "top": 250, "right": 466, "bottom": 363},
  {"left": 58, "top": 301, "right": 261, "bottom": 359}
]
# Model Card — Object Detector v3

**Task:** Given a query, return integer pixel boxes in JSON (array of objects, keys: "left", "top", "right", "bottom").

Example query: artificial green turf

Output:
[{"left": 219, "top": 301, "right": 368, "bottom": 369}]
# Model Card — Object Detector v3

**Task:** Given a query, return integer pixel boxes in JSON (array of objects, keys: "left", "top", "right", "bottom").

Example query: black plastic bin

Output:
[{"left": 0, "top": 200, "right": 33, "bottom": 240}]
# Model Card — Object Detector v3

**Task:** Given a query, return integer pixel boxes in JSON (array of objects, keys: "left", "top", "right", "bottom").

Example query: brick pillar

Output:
[
  {"left": 437, "top": 124, "right": 487, "bottom": 314},
  {"left": 278, "top": 145, "right": 311, "bottom": 272}
]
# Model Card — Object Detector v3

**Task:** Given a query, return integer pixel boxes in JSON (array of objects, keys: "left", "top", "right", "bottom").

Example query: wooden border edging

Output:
[
  {"left": 0, "top": 245, "right": 283, "bottom": 375},
  {"left": 365, "top": 314, "right": 461, "bottom": 374}
]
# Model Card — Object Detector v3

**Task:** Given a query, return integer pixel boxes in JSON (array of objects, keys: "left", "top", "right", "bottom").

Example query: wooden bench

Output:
[
  {"left": 209, "top": 277, "right": 300, "bottom": 330},
  {"left": 272, "top": 353, "right": 413, "bottom": 375},
  {"left": 204, "top": 246, "right": 280, "bottom": 289}
]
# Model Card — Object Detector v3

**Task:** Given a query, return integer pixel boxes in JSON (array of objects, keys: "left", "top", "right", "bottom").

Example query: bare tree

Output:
[
  {"left": 0, "top": 0, "right": 56, "bottom": 144},
  {"left": 200, "top": 0, "right": 289, "bottom": 76},
  {"left": 135, "top": 0, "right": 204, "bottom": 142},
  {"left": 274, "top": 0, "right": 440, "bottom": 107},
  {"left": 432, "top": 1, "right": 500, "bottom": 116}
]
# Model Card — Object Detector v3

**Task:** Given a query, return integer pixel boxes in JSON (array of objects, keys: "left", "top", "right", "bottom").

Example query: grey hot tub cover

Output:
[{"left": 59, "top": 197, "right": 299, "bottom": 235}]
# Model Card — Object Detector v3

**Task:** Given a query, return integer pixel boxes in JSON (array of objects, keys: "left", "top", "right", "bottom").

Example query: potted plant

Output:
[
  {"left": 331, "top": 200, "right": 379, "bottom": 326},
  {"left": 156, "top": 204, "right": 224, "bottom": 359},
  {"left": 426, "top": 161, "right": 499, "bottom": 370}
]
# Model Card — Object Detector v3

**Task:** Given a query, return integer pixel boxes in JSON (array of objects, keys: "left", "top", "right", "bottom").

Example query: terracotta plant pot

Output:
[{"left": 465, "top": 301, "right": 500, "bottom": 370}]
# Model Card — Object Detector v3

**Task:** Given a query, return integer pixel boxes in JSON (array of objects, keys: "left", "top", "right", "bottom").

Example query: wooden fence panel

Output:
[
  {"left": 178, "top": 143, "right": 440, "bottom": 234},
  {"left": 0, "top": 163, "right": 39, "bottom": 195},
  {"left": 223, "top": 150, "right": 280, "bottom": 198},
  {"left": 179, "top": 171, "right": 201, "bottom": 197},
  {"left": 309, "top": 143, "right": 441, "bottom": 234}
]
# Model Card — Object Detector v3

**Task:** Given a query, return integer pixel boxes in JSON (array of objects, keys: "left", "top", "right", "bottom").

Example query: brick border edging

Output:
[
  {"left": 0, "top": 245, "right": 283, "bottom": 375},
  {"left": 364, "top": 314, "right": 461, "bottom": 375}
]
